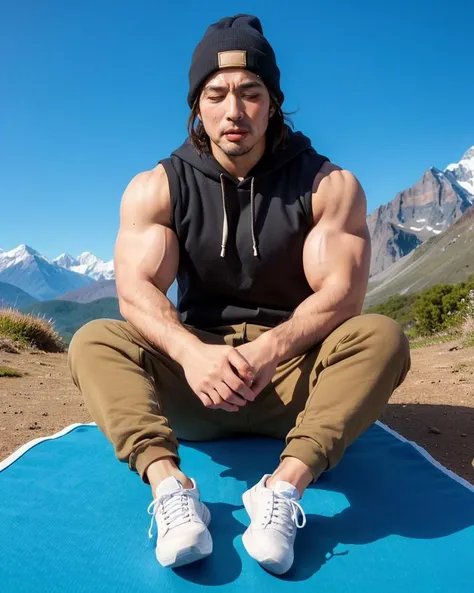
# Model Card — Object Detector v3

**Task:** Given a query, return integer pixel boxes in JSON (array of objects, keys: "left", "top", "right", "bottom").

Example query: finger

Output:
[
  {"left": 198, "top": 392, "right": 216, "bottom": 409},
  {"left": 211, "top": 389, "right": 239, "bottom": 412},
  {"left": 223, "top": 367, "right": 256, "bottom": 402},
  {"left": 216, "top": 380, "right": 247, "bottom": 407},
  {"left": 227, "top": 349, "right": 255, "bottom": 385}
]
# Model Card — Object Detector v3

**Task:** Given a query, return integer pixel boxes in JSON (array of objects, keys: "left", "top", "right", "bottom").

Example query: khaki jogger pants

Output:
[{"left": 67, "top": 313, "right": 411, "bottom": 485}]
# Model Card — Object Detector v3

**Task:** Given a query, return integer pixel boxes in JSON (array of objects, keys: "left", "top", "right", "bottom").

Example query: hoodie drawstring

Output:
[
  {"left": 250, "top": 176, "right": 258, "bottom": 257},
  {"left": 219, "top": 174, "right": 229, "bottom": 258},
  {"left": 219, "top": 174, "right": 259, "bottom": 259}
]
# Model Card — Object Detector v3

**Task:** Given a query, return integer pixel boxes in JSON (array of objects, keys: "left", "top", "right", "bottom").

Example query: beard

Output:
[
  {"left": 218, "top": 134, "right": 256, "bottom": 157},
  {"left": 221, "top": 144, "right": 254, "bottom": 157}
]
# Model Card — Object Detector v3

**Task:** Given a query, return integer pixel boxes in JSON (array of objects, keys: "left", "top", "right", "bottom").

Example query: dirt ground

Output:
[{"left": 1, "top": 340, "right": 473, "bottom": 485}]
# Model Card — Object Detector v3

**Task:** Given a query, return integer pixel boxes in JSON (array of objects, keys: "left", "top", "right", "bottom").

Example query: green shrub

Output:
[
  {"left": 364, "top": 293, "right": 417, "bottom": 331},
  {"left": 365, "top": 274, "right": 474, "bottom": 340},
  {"left": 412, "top": 279, "right": 474, "bottom": 336}
]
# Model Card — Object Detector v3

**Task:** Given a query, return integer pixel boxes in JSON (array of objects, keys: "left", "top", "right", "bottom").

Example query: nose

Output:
[{"left": 225, "top": 93, "right": 244, "bottom": 121}]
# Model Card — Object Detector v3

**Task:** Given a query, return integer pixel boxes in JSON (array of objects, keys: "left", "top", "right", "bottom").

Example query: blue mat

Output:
[{"left": 0, "top": 422, "right": 473, "bottom": 592}]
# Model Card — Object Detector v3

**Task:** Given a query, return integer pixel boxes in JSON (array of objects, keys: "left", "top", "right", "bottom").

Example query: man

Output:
[{"left": 68, "top": 14, "right": 411, "bottom": 575}]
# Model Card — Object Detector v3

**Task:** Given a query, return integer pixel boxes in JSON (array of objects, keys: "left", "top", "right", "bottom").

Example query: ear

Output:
[{"left": 269, "top": 105, "right": 276, "bottom": 118}]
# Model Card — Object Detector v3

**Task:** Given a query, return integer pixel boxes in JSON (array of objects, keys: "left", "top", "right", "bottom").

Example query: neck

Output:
[{"left": 210, "top": 135, "right": 266, "bottom": 180}]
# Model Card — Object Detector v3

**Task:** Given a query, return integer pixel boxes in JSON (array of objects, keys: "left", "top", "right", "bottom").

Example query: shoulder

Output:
[
  {"left": 311, "top": 161, "right": 367, "bottom": 226},
  {"left": 120, "top": 163, "right": 172, "bottom": 228}
]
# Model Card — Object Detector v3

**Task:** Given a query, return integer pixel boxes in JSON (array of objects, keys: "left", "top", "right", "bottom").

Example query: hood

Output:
[
  {"left": 170, "top": 126, "right": 315, "bottom": 259},
  {"left": 171, "top": 125, "right": 313, "bottom": 184}
]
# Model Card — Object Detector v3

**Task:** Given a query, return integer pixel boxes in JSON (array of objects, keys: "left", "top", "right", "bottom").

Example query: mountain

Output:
[
  {"left": 364, "top": 205, "right": 474, "bottom": 308},
  {"left": 368, "top": 157, "right": 473, "bottom": 276},
  {"left": 0, "top": 281, "right": 38, "bottom": 309},
  {"left": 21, "top": 298, "right": 123, "bottom": 344},
  {"left": 53, "top": 251, "right": 114, "bottom": 281},
  {"left": 0, "top": 245, "right": 95, "bottom": 301},
  {"left": 445, "top": 146, "right": 474, "bottom": 195},
  {"left": 56, "top": 279, "right": 118, "bottom": 303},
  {"left": 55, "top": 279, "right": 178, "bottom": 305}
]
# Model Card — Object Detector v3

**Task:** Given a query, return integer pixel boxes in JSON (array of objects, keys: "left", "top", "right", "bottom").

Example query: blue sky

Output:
[{"left": 1, "top": 0, "right": 473, "bottom": 262}]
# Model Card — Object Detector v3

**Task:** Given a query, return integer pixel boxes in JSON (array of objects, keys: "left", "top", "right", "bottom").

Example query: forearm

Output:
[
  {"left": 261, "top": 285, "right": 360, "bottom": 363},
  {"left": 119, "top": 280, "right": 201, "bottom": 364}
]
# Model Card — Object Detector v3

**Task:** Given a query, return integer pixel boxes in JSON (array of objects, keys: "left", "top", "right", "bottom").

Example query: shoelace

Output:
[
  {"left": 265, "top": 492, "right": 307, "bottom": 536},
  {"left": 147, "top": 489, "right": 197, "bottom": 540}
]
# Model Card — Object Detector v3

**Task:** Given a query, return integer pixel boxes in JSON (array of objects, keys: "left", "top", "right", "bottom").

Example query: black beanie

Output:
[{"left": 187, "top": 14, "right": 284, "bottom": 108}]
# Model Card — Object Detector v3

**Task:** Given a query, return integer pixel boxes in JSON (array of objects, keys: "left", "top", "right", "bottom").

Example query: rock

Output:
[
  {"left": 428, "top": 426, "right": 441, "bottom": 435},
  {"left": 461, "top": 433, "right": 467, "bottom": 437}
]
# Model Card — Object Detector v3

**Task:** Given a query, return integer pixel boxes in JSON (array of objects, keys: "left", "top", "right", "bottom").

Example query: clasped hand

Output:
[{"left": 180, "top": 339, "right": 278, "bottom": 412}]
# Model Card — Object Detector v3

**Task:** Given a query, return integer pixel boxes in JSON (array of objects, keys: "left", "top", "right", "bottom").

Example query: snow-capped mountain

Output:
[
  {"left": 445, "top": 146, "right": 474, "bottom": 197},
  {"left": 0, "top": 244, "right": 95, "bottom": 301},
  {"left": 53, "top": 251, "right": 115, "bottom": 281},
  {"left": 367, "top": 144, "right": 474, "bottom": 276}
]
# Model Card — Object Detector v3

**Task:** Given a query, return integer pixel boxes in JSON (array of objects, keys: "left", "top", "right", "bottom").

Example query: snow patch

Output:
[
  {"left": 409, "top": 226, "right": 424, "bottom": 231},
  {"left": 0, "top": 244, "right": 50, "bottom": 273}
]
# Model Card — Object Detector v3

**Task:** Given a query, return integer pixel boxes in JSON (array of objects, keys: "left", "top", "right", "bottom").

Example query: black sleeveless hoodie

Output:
[{"left": 159, "top": 126, "right": 329, "bottom": 328}]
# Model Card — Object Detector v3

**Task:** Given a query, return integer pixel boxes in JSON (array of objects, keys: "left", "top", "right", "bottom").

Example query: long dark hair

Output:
[{"left": 187, "top": 89, "right": 295, "bottom": 155}]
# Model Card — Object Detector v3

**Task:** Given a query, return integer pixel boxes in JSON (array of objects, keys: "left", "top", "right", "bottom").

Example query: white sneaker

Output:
[
  {"left": 147, "top": 476, "right": 212, "bottom": 568},
  {"left": 242, "top": 474, "right": 306, "bottom": 575}
]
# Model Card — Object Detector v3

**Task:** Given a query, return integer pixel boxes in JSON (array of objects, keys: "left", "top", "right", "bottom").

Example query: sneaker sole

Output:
[
  {"left": 156, "top": 504, "right": 213, "bottom": 568},
  {"left": 157, "top": 536, "right": 213, "bottom": 568},
  {"left": 242, "top": 490, "right": 293, "bottom": 575}
]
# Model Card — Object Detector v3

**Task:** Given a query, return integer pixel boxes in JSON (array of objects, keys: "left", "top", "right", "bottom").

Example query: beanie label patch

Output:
[{"left": 218, "top": 50, "right": 247, "bottom": 69}]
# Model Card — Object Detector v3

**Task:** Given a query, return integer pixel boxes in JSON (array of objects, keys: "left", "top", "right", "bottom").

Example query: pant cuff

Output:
[
  {"left": 281, "top": 437, "right": 328, "bottom": 483},
  {"left": 132, "top": 443, "right": 180, "bottom": 485}
]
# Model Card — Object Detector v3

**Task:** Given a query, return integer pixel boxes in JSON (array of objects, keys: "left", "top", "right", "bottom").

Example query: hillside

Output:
[
  {"left": 364, "top": 206, "right": 474, "bottom": 308},
  {"left": 21, "top": 298, "right": 123, "bottom": 343},
  {"left": 0, "top": 281, "right": 38, "bottom": 308}
]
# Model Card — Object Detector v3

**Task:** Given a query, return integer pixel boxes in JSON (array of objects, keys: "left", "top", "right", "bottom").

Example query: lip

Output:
[
  {"left": 223, "top": 129, "right": 248, "bottom": 135},
  {"left": 223, "top": 130, "right": 248, "bottom": 140}
]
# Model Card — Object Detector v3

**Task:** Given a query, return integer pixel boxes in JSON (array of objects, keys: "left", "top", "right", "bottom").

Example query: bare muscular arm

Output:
[
  {"left": 114, "top": 164, "right": 255, "bottom": 410},
  {"left": 258, "top": 162, "right": 371, "bottom": 363},
  {"left": 114, "top": 164, "right": 201, "bottom": 363}
]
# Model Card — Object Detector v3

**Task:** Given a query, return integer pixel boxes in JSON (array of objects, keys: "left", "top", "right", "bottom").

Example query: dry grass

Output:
[
  {"left": 0, "top": 365, "right": 24, "bottom": 377},
  {"left": 0, "top": 337, "right": 21, "bottom": 354},
  {"left": 461, "top": 314, "right": 474, "bottom": 348},
  {"left": 0, "top": 307, "right": 66, "bottom": 353}
]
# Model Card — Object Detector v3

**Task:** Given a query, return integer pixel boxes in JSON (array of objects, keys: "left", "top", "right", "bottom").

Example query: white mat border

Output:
[
  {"left": 1, "top": 420, "right": 473, "bottom": 493},
  {"left": 375, "top": 420, "right": 474, "bottom": 493},
  {"left": 0, "top": 422, "right": 97, "bottom": 472}
]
